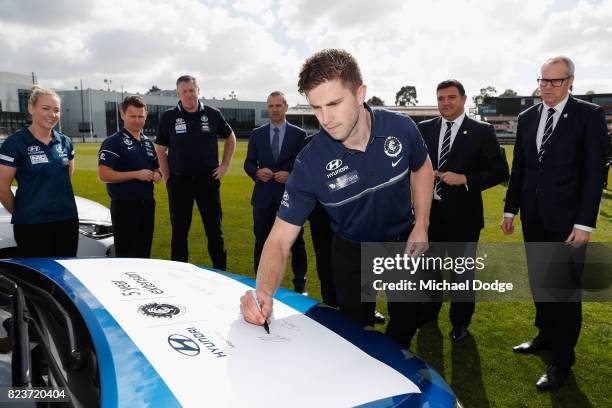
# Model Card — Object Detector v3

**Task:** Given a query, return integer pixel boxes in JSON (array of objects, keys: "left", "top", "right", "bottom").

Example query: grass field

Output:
[{"left": 72, "top": 141, "right": 611, "bottom": 408}]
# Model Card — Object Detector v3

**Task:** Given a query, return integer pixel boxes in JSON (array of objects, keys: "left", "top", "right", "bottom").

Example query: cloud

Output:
[
  {"left": 0, "top": 0, "right": 610, "bottom": 106},
  {"left": 0, "top": 0, "right": 94, "bottom": 26}
]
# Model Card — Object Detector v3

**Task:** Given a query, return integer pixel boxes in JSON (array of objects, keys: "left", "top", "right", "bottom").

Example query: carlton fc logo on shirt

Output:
[
  {"left": 123, "top": 136, "right": 133, "bottom": 146},
  {"left": 383, "top": 136, "right": 402, "bottom": 158},
  {"left": 175, "top": 118, "right": 187, "bottom": 134},
  {"left": 201, "top": 114, "right": 210, "bottom": 132}
]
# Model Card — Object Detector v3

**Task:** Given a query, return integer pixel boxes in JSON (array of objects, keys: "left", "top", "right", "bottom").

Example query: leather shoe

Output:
[
  {"left": 373, "top": 310, "right": 386, "bottom": 324},
  {"left": 450, "top": 326, "right": 469, "bottom": 343},
  {"left": 536, "top": 365, "right": 568, "bottom": 391},
  {"left": 294, "top": 287, "right": 308, "bottom": 296},
  {"left": 513, "top": 336, "right": 549, "bottom": 354}
]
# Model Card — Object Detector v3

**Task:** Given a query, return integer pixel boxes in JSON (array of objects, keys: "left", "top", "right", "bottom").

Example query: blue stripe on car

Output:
[{"left": 9, "top": 259, "right": 181, "bottom": 408}]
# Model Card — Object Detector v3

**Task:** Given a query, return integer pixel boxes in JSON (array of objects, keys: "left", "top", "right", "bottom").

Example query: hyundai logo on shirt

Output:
[{"left": 326, "top": 159, "right": 343, "bottom": 171}]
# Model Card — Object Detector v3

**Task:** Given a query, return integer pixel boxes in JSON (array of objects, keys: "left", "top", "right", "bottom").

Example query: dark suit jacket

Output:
[
  {"left": 504, "top": 96, "right": 608, "bottom": 232},
  {"left": 419, "top": 116, "right": 509, "bottom": 232},
  {"left": 244, "top": 122, "right": 307, "bottom": 209}
]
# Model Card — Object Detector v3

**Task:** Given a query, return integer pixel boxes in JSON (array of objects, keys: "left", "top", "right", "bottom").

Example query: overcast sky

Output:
[{"left": 1, "top": 0, "right": 611, "bottom": 105}]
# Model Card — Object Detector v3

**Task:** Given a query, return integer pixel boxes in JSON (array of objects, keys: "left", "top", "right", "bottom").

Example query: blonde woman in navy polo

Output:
[{"left": 0, "top": 85, "right": 78, "bottom": 257}]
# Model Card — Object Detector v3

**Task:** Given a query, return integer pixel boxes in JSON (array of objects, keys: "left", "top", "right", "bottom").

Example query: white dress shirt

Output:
[
  {"left": 437, "top": 112, "right": 466, "bottom": 161},
  {"left": 433, "top": 113, "right": 468, "bottom": 200},
  {"left": 504, "top": 95, "right": 593, "bottom": 232}
]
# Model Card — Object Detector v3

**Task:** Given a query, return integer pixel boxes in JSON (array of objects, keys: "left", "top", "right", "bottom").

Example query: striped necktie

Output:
[
  {"left": 538, "top": 107, "right": 556, "bottom": 162},
  {"left": 435, "top": 121, "right": 453, "bottom": 199}
]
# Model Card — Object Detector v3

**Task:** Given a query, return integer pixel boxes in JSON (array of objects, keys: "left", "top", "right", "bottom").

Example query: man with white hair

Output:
[{"left": 502, "top": 56, "right": 608, "bottom": 390}]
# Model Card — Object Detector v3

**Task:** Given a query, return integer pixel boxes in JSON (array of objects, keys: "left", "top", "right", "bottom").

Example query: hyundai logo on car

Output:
[{"left": 168, "top": 334, "right": 201, "bottom": 356}]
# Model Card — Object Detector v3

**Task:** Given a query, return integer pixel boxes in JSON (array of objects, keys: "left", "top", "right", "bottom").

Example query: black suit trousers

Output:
[
  {"left": 522, "top": 213, "right": 583, "bottom": 369},
  {"left": 308, "top": 203, "right": 337, "bottom": 307},
  {"left": 253, "top": 205, "right": 307, "bottom": 291},
  {"left": 332, "top": 228, "right": 414, "bottom": 348},
  {"left": 423, "top": 201, "right": 481, "bottom": 328}
]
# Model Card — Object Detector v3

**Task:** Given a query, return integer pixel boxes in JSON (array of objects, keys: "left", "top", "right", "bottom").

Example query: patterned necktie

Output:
[
  {"left": 538, "top": 107, "right": 556, "bottom": 162},
  {"left": 435, "top": 121, "right": 453, "bottom": 199},
  {"left": 271, "top": 127, "right": 280, "bottom": 162}
]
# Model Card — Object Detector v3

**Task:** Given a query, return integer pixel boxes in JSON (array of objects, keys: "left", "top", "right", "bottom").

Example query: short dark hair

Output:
[
  {"left": 121, "top": 95, "right": 147, "bottom": 112},
  {"left": 436, "top": 79, "right": 466, "bottom": 96},
  {"left": 176, "top": 75, "right": 198, "bottom": 88},
  {"left": 268, "top": 91, "right": 287, "bottom": 105},
  {"left": 298, "top": 49, "right": 363, "bottom": 95}
]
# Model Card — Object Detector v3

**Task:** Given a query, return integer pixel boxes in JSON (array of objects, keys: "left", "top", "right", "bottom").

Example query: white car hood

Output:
[{"left": 74, "top": 195, "right": 112, "bottom": 224}]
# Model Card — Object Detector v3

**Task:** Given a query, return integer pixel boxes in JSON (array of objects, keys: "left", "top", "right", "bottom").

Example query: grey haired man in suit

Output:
[{"left": 502, "top": 56, "right": 608, "bottom": 390}]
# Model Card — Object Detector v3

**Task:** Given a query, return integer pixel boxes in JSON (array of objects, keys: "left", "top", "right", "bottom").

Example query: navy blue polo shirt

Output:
[
  {"left": 155, "top": 101, "right": 232, "bottom": 175},
  {"left": 278, "top": 105, "right": 428, "bottom": 242},
  {"left": 0, "top": 127, "right": 77, "bottom": 224},
  {"left": 98, "top": 129, "right": 159, "bottom": 200}
]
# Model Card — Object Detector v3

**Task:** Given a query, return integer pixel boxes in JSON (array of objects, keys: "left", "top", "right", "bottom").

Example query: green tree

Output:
[
  {"left": 395, "top": 85, "right": 418, "bottom": 106},
  {"left": 367, "top": 96, "right": 385, "bottom": 106},
  {"left": 146, "top": 85, "right": 161, "bottom": 94},
  {"left": 532, "top": 87, "right": 541, "bottom": 97},
  {"left": 586, "top": 90, "right": 595, "bottom": 95},
  {"left": 499, "top": 89, "right": 517, "bottom": 97},
  {"left": 472, "top": 86, "right": 497, "bottom": 105}
]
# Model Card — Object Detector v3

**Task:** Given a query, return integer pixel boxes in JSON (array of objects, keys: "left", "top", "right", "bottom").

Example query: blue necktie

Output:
[{"left": 272, "top": 127, "right": 280, "bottom": 162}]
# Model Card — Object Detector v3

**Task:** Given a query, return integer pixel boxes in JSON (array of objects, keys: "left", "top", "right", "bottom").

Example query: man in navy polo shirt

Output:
[
  {"left": 99, "top": 96, "right": 161, "bottom": 257},
  {"left": 240, "top": 49, "right": 434, "bottom": 347},
  {"left": 155, "top": 75, "right": 236, "bottom": 269}
]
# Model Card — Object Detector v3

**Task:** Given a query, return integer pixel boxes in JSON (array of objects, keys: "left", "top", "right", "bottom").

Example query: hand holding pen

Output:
[{"left": 240, "top": 289, "right": 272, "bottom": 333}]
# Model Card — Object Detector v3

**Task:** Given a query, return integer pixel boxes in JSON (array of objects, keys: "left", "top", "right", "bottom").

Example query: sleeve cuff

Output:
[
  {"left": 574, "top": 224, "right": 594, "bottom": 232},
  {"left": 503, "top": 213, "right": 516, "bottom": 219}
]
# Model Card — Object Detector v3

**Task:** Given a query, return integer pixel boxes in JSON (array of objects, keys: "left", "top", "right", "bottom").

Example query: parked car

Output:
[
  {"left": 0, "top": 187, "right": 114, "bottom": 258},
  {"left": 0, "top": 258, "right": 459, "bottom": 407}
]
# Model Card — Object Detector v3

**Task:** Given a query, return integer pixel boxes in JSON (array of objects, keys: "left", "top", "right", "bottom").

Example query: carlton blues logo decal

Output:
[
  {"left": 383, "top": 136, "right": 402, "bottom": 157},
  {"left": 137, "top": 302, "right": 185, "bottom": 318}
]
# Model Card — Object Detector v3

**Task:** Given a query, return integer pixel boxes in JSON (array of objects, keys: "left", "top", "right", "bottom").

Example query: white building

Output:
[
  {"left": 57, "top": 89, "right": 269, "bottom": 141},
  {"left": 1, "top": 71, "right": 270, "bottom": 141},
  {"left": 0, "top": 72, "right": 34, "bottom": 138}
]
